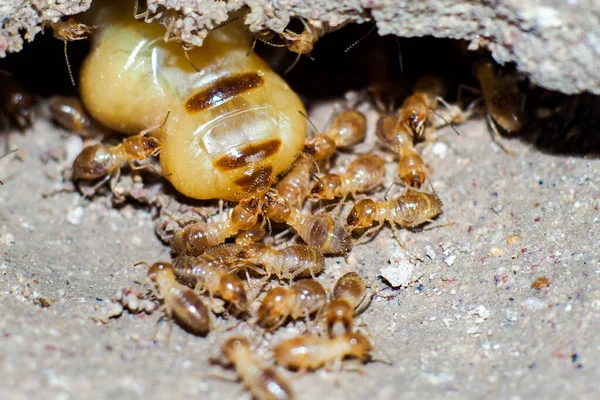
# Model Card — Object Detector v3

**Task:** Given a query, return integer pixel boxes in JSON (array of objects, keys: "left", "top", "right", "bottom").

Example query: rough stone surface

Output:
[{"left": 1, "top": 1, "right": 599, "bottom": 94}]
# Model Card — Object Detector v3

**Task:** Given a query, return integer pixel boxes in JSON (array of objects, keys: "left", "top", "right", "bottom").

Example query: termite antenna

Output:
[
  {"left": 140, "top": 110, "right": 171, "bottom": 136},
  {"left": 344, "top": 24, "right": 377, "bottom": 53},
  {"left": 284, "top": 53, "right": 302, "bottom": 75},
  {"left": 298, "top": 110, "right": 320, "bottom": 136},
  {"left": 134, "top": 261, "right": 150, "bottom": 268},
  {"left": 213, "top": 17, "right": 240, "bottom": 31},
  {"left": 430, "top": 109, "right": 460, "bottom": 136},
  {"left": 384, "top": 182, "right": 397, "bottom": 201},
  {"left": 395, "top": 36, "right": 404, "bottom": 74},
  {"left": 63, "top": 41, "right": 76, "bottom": 86}
]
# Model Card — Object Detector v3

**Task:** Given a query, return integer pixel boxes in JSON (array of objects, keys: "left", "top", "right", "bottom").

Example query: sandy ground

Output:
[{"left": 1, "top": 104, "right": 599, "bottom": 400}]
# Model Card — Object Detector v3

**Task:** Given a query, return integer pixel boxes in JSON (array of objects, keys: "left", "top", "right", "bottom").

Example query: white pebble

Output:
[
  {"left": 431, "top": 142, "right": 448, "bottom": 159},
  {"left": 67, "top": 206, "right": 84, "bottom": 225},
  {"left": 444, "top": 254, "right": 456, "bottom": 267}
]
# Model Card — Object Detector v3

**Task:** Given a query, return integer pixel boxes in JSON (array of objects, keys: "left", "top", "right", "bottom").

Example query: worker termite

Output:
[
  {"left": 256, "top": 279, "right": 327, "bottom": 330},
  {"left": 397, "top": 75, "right": 447, "bottom": 138},
  {"left": 72, "top": 116, "right": 166, "bottom": 199},
  {"left": 257, "top": 19, "right": 344, "bottom": 73},
  {"left": 273, "top": 332, "right": 372, "bottom": 372},
  {"left": 302, "top": 110, "right": 368, "bottom": 161},
  {"left": 146, "top": 261, "right": 210, "bottom": 336},
  {"left": 324, "top": 272, "right": 371, "bottom": 337},
  {"left": 170, "top": 193, "right": 265, "bottom": 256},
  {"left": 0, "top": 71, "right": 34, "bottom": 129},
  {"left": 311, "top": 154, "right": 386, "bottom": 200},
  {"left": 376, "top": 113, "right": 428, "bottom": 188},
  {"left": 241, "top": 243, "right": 326, "bottom": 281},
  {"left": 275, "top": 154, "right": 315, "bottom": 209},
  {"left": 46, "top": 18, "right": 97, "bottom": 86},
  {"left": 171, "top": 255, "right": 248, "bottom": 313},
  {"left": 218, "top": 337, "right": 294, "bottom": 400},
  {"left": 276, "top": 109, "right": 368, "bottom": 207},
  {"left": 264, "top": 192, "right": 352, "bottom": 255},
  {"left": 48, "top": 96, "right": 108, "bottom": 138},
  {"left": 79, "top": 6, "right": 306, "bottom": 201},
  {"left": 473, "top": 58, "right": 524, "bottom": 135},
  {"left": 346, "top": 191, "right": 443, "bottom": 239}
]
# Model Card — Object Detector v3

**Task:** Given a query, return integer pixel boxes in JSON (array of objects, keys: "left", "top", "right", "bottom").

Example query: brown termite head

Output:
[
  {"left": 333, "top": 272, "right": 366, "bottom": 309},
  {"left": 399, "top": 75, "right": 447, "bottom": 138},
  {"left": 311, "top": 174, "right": 343, "bottom": 199},
  {"left": 345, "top": 332, "right": 373, "bottom": 359},
  {"left": 220, "top": 273, "right": 248, "bottom": 312},
  {"left": 122, "top": 134, "right": 162, "bottom": 160},
  {"left": 347, "top": 198, "right": 377, "bottom": 229},
  {"left": 398, "top": 153, "right": 427, "bottom": 188},
  {"left": 280, "top": 22, "right": 318, "bottom": 55},
  {"left": 49, "top": 17, "right": 94, "bottom": 41},
  {"left": 230, "top": 196, "right": 262, "bottom": 231},
  {"left": 399, "top": 95, "right": 428, "bottom": 138},
  {"left": 303, "top": 135, "right": 337, "bottom": 161},
  {"left": 80, "top": 9, "right": 306, "bottom": 201},
  {"left": 147, "top": 261, "right": 170, "bottom": 282},
  {"left": 222, "top": 336, "right": 251, "bottom": 359},
  {"left": 323, "top": 298, "right": 354, "bottom": 336},
  {"left": 257, "top": 287, "right": 290, "bottom": 329}
]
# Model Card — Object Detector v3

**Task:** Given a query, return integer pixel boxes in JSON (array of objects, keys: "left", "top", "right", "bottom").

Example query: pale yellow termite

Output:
[{"left": 78, "top": 2, "right": 306, "bottom": 201}]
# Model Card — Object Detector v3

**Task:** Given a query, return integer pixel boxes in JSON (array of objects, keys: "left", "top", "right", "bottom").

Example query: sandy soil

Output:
[{"left": 1, "top": 103, "right": 599, "bottom": 399}]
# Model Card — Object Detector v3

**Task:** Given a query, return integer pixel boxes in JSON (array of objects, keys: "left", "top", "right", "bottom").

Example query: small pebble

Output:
[
  {"left": 67, "top": 206, "right": 84, "bottom": 225},
  {"left": 531, "top": 277, "right": 550, "bottom": 291},
  {"left": 431, "top": 142, "right": 448, "bottom": 159},
  {"left": 444, "top": 254, "right": 456, "bottom": 267}
]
